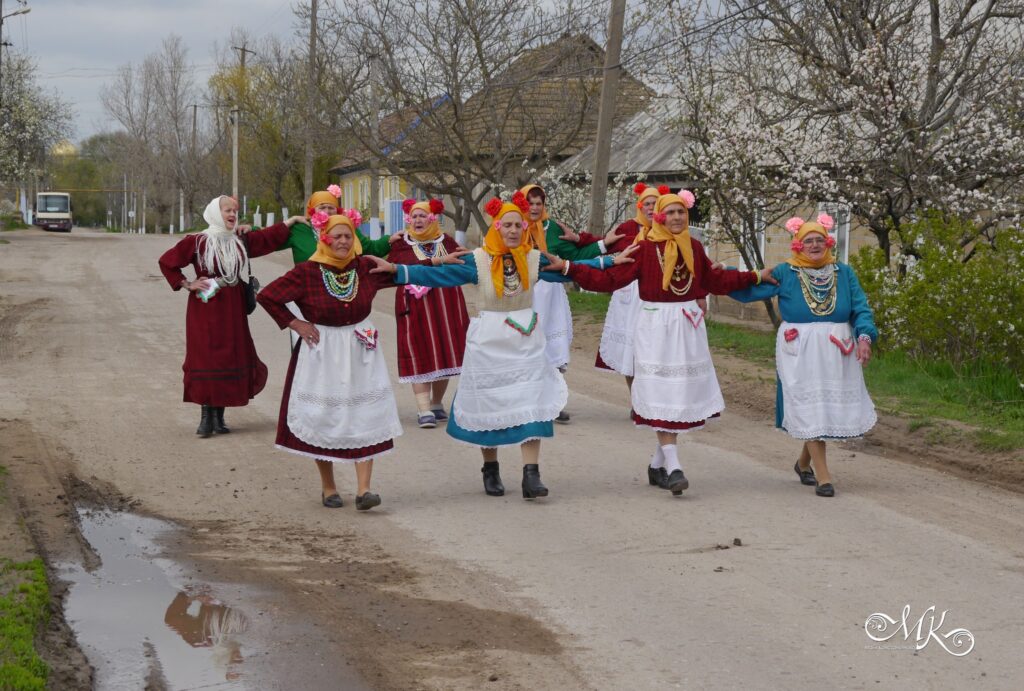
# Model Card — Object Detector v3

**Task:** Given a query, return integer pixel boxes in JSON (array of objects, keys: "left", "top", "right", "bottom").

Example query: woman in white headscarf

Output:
[{"left": 159, "top": 196, "right": 304, "bottom": 437}]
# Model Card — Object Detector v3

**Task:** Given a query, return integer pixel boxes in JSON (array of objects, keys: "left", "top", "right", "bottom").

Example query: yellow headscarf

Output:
[
  {"left": 306, "top": 190, "right": 339, "bottom": 215},
  {"left": 645, "top": 193, "right": 695, "bottom": 291},
  {"left": 483, "top": 200, "right": 532, "bottom": 298},
  {"left": 518, "top": 184, "right": 548, "bottom": 252},
  {"left": 405, "top": 200, "right": 442, "bottom": 242},
  {"left": 309, "top": 214, "right": 363, "bottom": 270},
  {"left": 785, "top": 216, "right": 836, "bottom": 269},
  {"left": 633, "top": 184, "right": 662, "bottom": 232}
]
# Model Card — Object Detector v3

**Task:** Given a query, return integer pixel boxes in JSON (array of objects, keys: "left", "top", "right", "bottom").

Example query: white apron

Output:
[
  {"left": 597, "top": 281, "right": 640, "bottom": 375},
  {"left": 532, "top": 280, "right": 573, "bottom": 369},
  {"left": 454, "top": 308, "right": 568, "bottom": 431},
  {"left": 776, "top": 321, "right": 876, "bottom": 439},
  {"left": 287, "top": 319, "right": 403, "bottom": 449},
  {"left": 631, "top": 300, "right": 724, "bottom": 427}
]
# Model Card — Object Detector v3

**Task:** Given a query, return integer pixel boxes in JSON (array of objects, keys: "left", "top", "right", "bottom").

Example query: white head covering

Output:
[{"left": 198, "top": 196, "right": 247, "bottom": 284}]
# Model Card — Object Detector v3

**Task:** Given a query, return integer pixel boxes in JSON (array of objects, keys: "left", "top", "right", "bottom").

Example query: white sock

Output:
[
  {"left": 415, "top": 392, "right": 432, "bottom": 414},
  {"left": 661, "top": 444, "right": 681, "bottom": 474},
  {"left": 649, "top": 445, "right": 665, "bottom": 469}
]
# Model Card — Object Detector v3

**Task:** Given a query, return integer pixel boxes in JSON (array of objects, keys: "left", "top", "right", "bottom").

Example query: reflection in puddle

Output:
[{"left": 61, "top": 509, "right": 253, "bottom": 689}]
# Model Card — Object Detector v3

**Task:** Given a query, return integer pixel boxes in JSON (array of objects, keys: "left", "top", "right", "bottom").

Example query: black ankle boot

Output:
[
  {"left": 482, "top": 462, "right": 505, "bottom": 496},
  {"left": 212, "top": 407, "right": 230, "bottom": 434},
  {"left": 521, "top": 464, "right": 548, "bottom": 499},
  {"left": 196, "top": 405, "right": 214, "bottom": 438}
]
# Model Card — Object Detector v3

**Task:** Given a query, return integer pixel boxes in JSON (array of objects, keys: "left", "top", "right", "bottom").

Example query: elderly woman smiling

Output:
[{"left": 729, "top": 214, "right": 878, "bottom": 497}]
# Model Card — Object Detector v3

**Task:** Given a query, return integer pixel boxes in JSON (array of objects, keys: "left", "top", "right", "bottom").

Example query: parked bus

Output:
[{"left": 35, "top": 192, "right": 73, "bottom": 232}]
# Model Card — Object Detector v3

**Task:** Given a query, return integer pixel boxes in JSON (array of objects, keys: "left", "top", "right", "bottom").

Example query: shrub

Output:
[{"left": 852, "top": 213, "right": 1024, "bottom": 398}]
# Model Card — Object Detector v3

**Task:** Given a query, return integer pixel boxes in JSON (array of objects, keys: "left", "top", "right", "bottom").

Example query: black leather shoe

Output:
[
  {"left": 659, "top": 469, "right": 689, "bottom": 495},
  {"left": 522, "top": 464, "right": 549, "bottom": 499},
  {"left": 196, "top": 405, "right": 214, "bottom": 438},
  {"left": 554, "top": 410, "right": 571, "bottom": 424},
  {"left": 212, "top": 407, "right": 231, "bottom": 434},
  {"left": 815, "top": 483, "right": 835, "bottom": 497},
  {"left": 482, "top": 462, "right": 505, "bottom": 496},
  {"left": 794, "top": 461, "right": 815, "bottom": 486},
  {"left": 321, "top": 492, "right": 344, "bottom": 508},
  {"left": 648, "top": 465, "right": 667, "bottom": 486},
  {"left": 356, "top": 492, "right": 381, "bottom": 511}
]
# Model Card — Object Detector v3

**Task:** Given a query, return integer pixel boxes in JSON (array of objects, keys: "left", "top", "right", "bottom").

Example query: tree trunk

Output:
[{"left": 761, "top": 298, "right": 781, "bottom": 328}]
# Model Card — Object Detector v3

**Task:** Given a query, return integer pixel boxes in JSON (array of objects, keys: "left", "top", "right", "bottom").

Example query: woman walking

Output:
[
  {"left": 387, "top": 198, "right": 471, "bottom": 428},
  {"left": 158, "top": 195, "right": 304, "bottom": 437},
  {"left": 256, "top": 210, "right": 403, "bottom": 510},
  {"left": 729, "top": 214, "right": 877, "bottom": 497},
  {"left": 367, "top": 193, "right": 627, "bottom": 499},
  {"left": 556, "top": 191, "right": 774, "bottom": 495}
]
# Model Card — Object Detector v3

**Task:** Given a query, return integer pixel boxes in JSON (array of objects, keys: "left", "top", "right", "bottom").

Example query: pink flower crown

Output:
[
  {"left": 316, "top": 208, "right": 364, "bottom": 243},
  {"left": 786, "top": 213, "right": 836, "bottom": 252}
]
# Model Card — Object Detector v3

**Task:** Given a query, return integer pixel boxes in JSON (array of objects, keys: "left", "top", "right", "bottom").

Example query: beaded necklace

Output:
[
  {"left": 321, "top": 266, "right": 359, "bottom": 302},
  {"left": 796, "top": 265, "right": 837, "bottom": 316},
  {"left": 655, "top": 244, "right": 694, "bottom": 296},
  {"left": 411, "top": 238, "right": 447, "bottom": 261},
  {"left": 501, "top": 255, "right": 523, "bottom": 297}
]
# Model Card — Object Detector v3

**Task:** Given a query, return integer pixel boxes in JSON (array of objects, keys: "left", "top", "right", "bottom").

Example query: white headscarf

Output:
[{"left": 198, "top": 196, "right": 247, "bottom": 284}]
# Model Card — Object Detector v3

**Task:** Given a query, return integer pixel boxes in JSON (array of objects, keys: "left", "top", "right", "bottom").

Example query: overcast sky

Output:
[{"left": 3, "top": 0, "right": 300, "bottom": 144}]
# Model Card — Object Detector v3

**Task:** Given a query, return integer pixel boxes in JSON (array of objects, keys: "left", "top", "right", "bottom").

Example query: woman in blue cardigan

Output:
[{"left": 730, "top": 214, "right": 878, "bottom": 497}]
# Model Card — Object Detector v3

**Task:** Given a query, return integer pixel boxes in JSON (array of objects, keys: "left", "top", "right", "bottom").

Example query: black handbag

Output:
[{"left": 242, "top": 236, "right": 260, "bottom": 315}]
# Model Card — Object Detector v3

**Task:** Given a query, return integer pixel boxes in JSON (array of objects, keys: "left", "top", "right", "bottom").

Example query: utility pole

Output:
[
  {"left": 303, "top": 0, "right": 318, "bottom": 200},
  {"left": 122, "top": 172, "right": 127, "bottom": 231},
  {"left": 230, "top": 44, "right": 256, "bottom": 201},
  {"left": 368, "top": 51, "right": 381, "bottom": 238},
  {"left": 587, "top": 0, "right": 626, "bottom": 236}
]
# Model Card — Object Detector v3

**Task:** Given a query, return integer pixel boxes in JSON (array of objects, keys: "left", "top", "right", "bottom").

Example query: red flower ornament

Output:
[
  {"left": 484, "top": 197, "right": 504, "bottom": 218},
  {"left": 429, "top": 198, "right": 445, "bottom": 214},
  {"left": 652, "top": 211, "right": 667, "bottom": 224},
  {"left": 657, "top": 185, "right": 670, "bottom": 195},
  {"left": 633, "top": 182, "right": 647, "bottom": 195},
  {"left": 401, "top": 198, "right": 416, "bottom": 214}
]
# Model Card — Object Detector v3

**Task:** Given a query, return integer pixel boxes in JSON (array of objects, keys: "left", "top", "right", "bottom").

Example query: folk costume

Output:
[
  {"left": 519, "top": 184, "right": 610, "bottom": 373},
  {"left": 391, "top": 194, "right": 613, "bottom": 499},
  {"left": 257, "top": 213, "right": 403, "bottom": 468},
  {"left": 567, "top": 191, "right": 759, "bottom": 494},
  {"left": 730, "top": 215, "right": 877, "bottom": 443},
  {"left": 280, "top": 189, "right": 393, "bottom": 265},
  {"left": 388, "top": 199, "right": 471, "bottom": 426},
  {"left": 594, "top": 183, "right": 661, "bottom": 375},
  {"left": 158, "top": 196, "right": 291, "bottom": 431}
]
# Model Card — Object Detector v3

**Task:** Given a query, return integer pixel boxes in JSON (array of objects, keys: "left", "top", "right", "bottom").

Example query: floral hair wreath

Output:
[
  {"left": 317, "top": 208, "right": 363, "bottom": 243},
  {"left": 484, "top": 192, "right": 529, "bottom": 229},
  {"left": 402, "top": 197, "right": 445, "bottom": 225},
  {"left": 785, "top": 213, "right": 836, "bottom": 251},
  {"left": 327, "top": 184, "right": 342, "bottom": 199}
]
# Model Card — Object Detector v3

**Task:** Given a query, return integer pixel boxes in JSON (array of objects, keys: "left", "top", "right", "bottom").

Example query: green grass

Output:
[
  {"left": 567, "top": 290, "right": 612, "bottom": 321},
  {"left": 0, "top": 216, "right": 29, "bottom": 231},
  {"left": 0, "top": 239, "right": 9, "bottom": 245},
  {"left": 0, "top": 559, "right": 50, "bottom": 690}
]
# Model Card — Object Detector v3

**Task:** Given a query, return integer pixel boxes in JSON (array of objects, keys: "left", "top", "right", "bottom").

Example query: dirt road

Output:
[{"left": 2, "top": 228, "right": 1022, "bottom": 689}]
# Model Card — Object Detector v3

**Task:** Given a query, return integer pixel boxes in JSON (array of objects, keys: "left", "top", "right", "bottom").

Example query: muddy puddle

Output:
[{"left": 61, "top": 508, "right": 368, "bottom": 690}]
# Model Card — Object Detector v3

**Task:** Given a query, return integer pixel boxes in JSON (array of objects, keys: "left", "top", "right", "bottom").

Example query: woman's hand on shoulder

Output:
[
  {"left": 284, "top": 215, "right": 306, "bottom": 228},
  {"left": 388, "top": 231, "right": 405, "bottom": 245},
  {"left": 759, "top": 267, "right": 779, "bottom": 285},
  {"left": 233, "top": 224, "right": 252, "bottom": 236},
  {"left": 613, "top": 244, "right": 639, "bottom": 265},
  {"left": 540, "top": 251, "right": 566, "bottom": 272}
]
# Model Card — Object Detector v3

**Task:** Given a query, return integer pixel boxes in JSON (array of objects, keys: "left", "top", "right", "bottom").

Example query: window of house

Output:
[
  {"left": 344, "top": 182, "right": 354, "bottom": 207},
  {"left": 819, "top": 202, "right": 851, "bottom": 262},
  {"left": 358, "top": 179, "right": 369, "bottom": 209}
]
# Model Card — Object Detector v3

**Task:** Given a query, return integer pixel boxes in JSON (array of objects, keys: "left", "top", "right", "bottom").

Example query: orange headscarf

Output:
[
  {"left": 646, "top": 193, "right": 695, "bottom": 291},
  {"left": 785, "top": 216, "right": 836, "bottom": 269},
  {"left": 518, "top": 184, "right": 548, "bottom": 252},
  {"left": 482, "top": 197, "right": 532, "bottom": 298},
  {"left": 633, "top": 184, "right": 662, "bottom": 233},
  {"left": 309, "top": 214, "right": 363, "bottom": 270},
  {"left": 405, "top": 200, "right": 443, "bottom": 242},
  {"left": 306, "top": 190, "right": 339, "bottom": 216}
]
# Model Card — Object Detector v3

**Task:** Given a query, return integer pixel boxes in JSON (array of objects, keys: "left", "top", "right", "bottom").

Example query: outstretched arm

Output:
[{"left": 366, "top": 252, "right": 479, "bottom": 288}]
